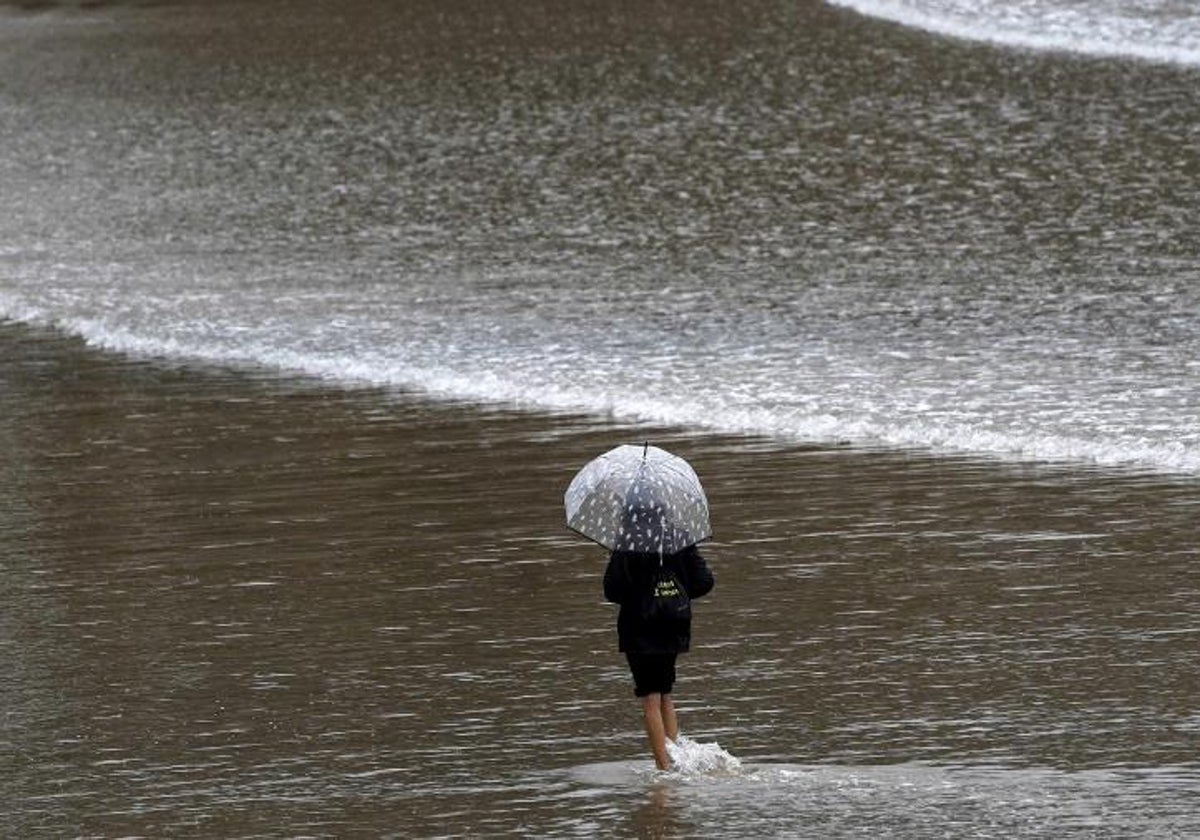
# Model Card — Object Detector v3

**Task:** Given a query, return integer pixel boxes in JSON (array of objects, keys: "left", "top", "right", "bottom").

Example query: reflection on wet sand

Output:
[{"left": 632, "top": 783, "right": 694, "bottom": 839}]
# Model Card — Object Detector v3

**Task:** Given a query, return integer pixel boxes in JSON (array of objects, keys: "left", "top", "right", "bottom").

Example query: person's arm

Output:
[
  {"left": 603, "top": 552, "right": 629, "bottom": 603},
  {"left": 683, "top": 547, "right": 714, "bottom": 599}
]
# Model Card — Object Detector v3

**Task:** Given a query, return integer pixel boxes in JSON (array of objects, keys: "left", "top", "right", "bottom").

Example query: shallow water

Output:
[
  {"left": 563, "top": 761, "right": 1200, "bottom": 838},
  {"left": 3, "top": 324, "right": 1199, "bottom": 836}
]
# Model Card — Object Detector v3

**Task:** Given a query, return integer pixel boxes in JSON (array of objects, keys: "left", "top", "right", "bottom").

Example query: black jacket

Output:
[{"left": 603, "top": 545, "right": 714, "bottom": 654}]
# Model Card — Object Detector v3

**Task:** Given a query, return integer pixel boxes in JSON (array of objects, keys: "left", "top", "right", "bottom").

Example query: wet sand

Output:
[{"left": 3, "top": 321, "right": 1200, "bottom": 837}]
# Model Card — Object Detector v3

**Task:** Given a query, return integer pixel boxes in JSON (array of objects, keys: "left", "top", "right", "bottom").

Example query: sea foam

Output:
[
  {"left": 828, "top": 0, "right": 1200, "bottom": 67},
  {"left": 5, "top": 296, "right": 1200, "bottom": 478},
  {"left": 666, "top": 734, "right": 743, "bottom": 776}
]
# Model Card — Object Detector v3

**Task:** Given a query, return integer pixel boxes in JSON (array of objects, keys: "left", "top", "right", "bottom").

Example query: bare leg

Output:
[
  {"left": 640, "top": 693, "right": 672, "bottom": 770},
  {"left": 662, "top": 694, "right": 679, "bottom": 743}
]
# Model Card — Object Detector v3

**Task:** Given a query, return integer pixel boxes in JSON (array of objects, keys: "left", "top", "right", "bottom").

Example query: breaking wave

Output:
[{"left": 828, "top": 0, "right": 1200, "bottom": 66}]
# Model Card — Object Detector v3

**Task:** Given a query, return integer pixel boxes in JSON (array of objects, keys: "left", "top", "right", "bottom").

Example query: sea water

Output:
[
  {"left": 2, "top": 0, "right": 1199, "bottom": 476},
  {"left": 560, "top": 759, "right": 1200, "bottom": 837},
  {"left": 667, "top": 734, "right": 743, "bottom": 775},
  {"left": 829, "top": 0, "right": 1200, "bottom": 66},
  {"left": 4, "top": 2, "right": 1200, "bottom": 836}
]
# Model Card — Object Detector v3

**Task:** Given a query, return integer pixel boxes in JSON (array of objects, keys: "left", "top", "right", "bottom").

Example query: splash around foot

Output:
[{"left": 663, "top": 734, "right": 742, "bottom": 777}]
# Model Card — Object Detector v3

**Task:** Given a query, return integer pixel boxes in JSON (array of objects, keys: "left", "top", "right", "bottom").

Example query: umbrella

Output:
[{"left": 564, "top": 443, "right": 711, "bottom": 556}]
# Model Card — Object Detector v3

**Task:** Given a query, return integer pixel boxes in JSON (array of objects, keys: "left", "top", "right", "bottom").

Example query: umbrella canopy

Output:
[{"left": 564, "top": 443, "right": 711, "bottom": 555}]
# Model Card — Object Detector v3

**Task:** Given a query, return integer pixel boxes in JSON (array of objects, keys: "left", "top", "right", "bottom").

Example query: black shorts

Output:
[{"left": 625, "top": 652, "right": 677, "bottom": 697}]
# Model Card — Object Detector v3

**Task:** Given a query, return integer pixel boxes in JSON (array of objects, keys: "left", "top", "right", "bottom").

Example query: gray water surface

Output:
[
  {"left": 3, "top": 0, "right": 1200, "bottom": 835},
  {"left": 3, "top": 0, "right": 1200, "bottom": 471},
  {"left": 3, "top": 324, "right": 1199, "bottom": 837}
]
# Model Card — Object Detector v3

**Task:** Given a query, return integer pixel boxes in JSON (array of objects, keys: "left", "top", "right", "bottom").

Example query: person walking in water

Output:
[
  {"left": 564, "top": 443, "right": 715, "bottom": 770},
  {"left": 604, "top": 543, "right": 714, "bottom": 770}
]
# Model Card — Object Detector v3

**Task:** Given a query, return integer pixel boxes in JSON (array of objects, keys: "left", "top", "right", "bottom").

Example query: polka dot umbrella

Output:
[{"left": 564, "top": 443, "right": 711, "bottom": 556}]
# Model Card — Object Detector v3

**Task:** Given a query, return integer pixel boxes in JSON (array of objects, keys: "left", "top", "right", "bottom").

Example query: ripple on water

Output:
[{"left": 555, "top": 759, "right": 1200, "bottom": 838}]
